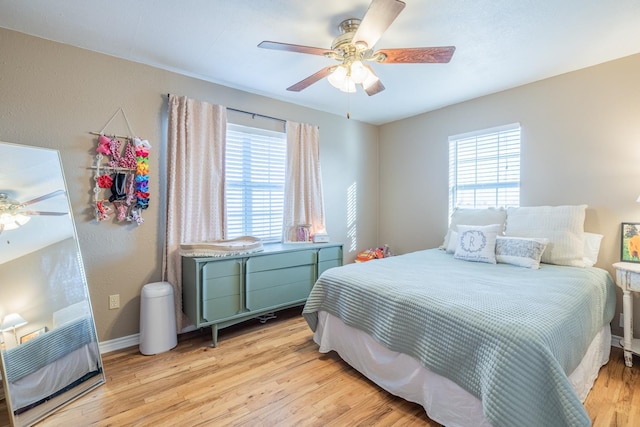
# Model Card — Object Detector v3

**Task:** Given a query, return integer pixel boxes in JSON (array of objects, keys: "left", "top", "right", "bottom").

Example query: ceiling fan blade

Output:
[
  {"left": 374, "top": 46, "right": 456, "bottom": 63},
  {"left": 353, "top": 0, "right": 406, "bottom": 49},
  {"left": 258, "top": 41, "right": 333, "bottom": 57},
  {"left": 21, "top": 189, "right": 66, "bottom": 206},
  {"left": 287, "top": 66, "right": 335, "bottom": 92},
  {"left": 362, "top": 64, "right": 385, "bottom": 96},
  {"left": 22, "top": 211, "right": 68, "bottom": 216}
]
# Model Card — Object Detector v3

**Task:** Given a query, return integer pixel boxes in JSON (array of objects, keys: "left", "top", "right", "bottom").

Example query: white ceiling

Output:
[
  {"left": 0, "top": 142, "right": 74, "bottom": 265},
  {"left": 1, "top": 0, "right": 639, "bottom": 125}
]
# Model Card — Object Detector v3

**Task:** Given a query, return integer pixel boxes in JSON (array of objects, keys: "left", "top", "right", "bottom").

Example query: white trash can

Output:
[{"left": 139, "top": 281, "right": 177, "bottom": 355}]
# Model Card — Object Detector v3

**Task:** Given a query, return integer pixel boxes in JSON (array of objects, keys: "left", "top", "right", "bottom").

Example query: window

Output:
[
  {"left": 448, "top": 123, "right": 521, "bottom": 217},
  {"left": 225, "top": 123, "right": 286, "bottom": 242}
]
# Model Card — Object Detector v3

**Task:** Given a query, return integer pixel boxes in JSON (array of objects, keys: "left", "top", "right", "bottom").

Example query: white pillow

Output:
[
  {"left": 446, "top": 231, "right": 458, "bottom": 253},
  {"left": 454, "top": 224, "right": 502, "bottom": 264},
  {"left": 496, "top": 236, "right": 549, "bottom": 269},
  {"left": 504, "top": 205, "right": 587, "bottom": 267},
  {"left": 441, "top": 207, "right": 506, "bottom": 250},
  {"left": 583, "top": 232, "right": 603, "bottom": 267}
]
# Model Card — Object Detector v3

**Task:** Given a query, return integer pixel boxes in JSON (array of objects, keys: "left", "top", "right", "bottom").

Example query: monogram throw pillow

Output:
[{"left": 454, "top": 224, "right": 502, "bottom": 264}]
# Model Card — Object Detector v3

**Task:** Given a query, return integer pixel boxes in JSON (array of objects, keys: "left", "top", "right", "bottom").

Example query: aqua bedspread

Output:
[{"left": 302, "top": 249, "right": 616, "bottom": 427}]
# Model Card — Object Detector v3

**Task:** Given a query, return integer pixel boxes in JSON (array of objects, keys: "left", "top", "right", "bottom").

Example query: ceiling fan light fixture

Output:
[
  {"left": 328, "top": 65, "right": 348, "bottom": 87},
  {"left": 349, "top": 61, "right": 371, "bottom": 84},
  {"left": 328, "top": 65, "right": 356, "bottom": 93},
  {"left": 0, "top": 212, "right": 30, "bottom": 231},
  {"left": 337, "top": 78, "right": 357, "bottom": 93}
]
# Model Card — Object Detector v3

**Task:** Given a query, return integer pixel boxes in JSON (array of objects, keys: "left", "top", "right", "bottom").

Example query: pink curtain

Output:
[
  {"left": 164, "top": 95, "right": 226, "bottom": 330},
  {"left": 283, "top": 121, "right": 326, "bottom": 242}
]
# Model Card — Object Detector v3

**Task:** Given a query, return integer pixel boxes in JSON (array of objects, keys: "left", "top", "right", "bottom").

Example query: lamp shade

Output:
[
  {"left": 328, "top": 65, "right": 356, "bottom": 93},
  {"left": 1, "top": 313, "right": 27, "bottom": 331},
  {"left": 349, "top": 61, "right": 371, "bottom": 84}
]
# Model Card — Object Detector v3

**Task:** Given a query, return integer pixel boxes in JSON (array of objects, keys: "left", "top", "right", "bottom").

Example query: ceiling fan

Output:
[
  {"left": 0, "top": 189, "right": 68, "bottom": 234},
  {"left": 258, "top": 0, "right": 455, "bottom": 96}
]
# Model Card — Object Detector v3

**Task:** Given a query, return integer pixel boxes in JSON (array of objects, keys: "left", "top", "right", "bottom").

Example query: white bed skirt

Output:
[
  {"left": 9, "top": 343, "right": 101, "bottom": 411},
  {"left": 314, "top": 311, "right": 611, "bottom": 427}
]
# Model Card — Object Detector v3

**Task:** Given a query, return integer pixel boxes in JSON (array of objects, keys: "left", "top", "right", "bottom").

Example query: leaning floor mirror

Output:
[{"left": 0, "top": 141, "right": 105, "bottom": 426}]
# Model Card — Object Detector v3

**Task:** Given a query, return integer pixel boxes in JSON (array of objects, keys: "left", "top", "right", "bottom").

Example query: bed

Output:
[
  {"left": 302, "top": 205, "right": 616, "bottom": 427},
  {"left": 2, "top": 303, "right": 103, "bottom": 417}
]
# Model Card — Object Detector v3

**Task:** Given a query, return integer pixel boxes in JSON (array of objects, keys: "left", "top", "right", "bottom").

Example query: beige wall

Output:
[
  {"left": 0, "top": 28, "right": 379, "bottom": 342},
  {"left": 379, "top": 53, "right": 640, "bottom": 336},
  {"left": 3, "top": 25, "right": 637, "bottom": 343},
  {"left": 0, "top": 238, "right": 82, "bottom": 346}
]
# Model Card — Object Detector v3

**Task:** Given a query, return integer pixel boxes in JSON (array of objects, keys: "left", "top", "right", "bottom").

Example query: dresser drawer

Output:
[
  {"left": 202, "top": 259, "right": 241, "bottom": 280},
  {"left": 247, "top": 250, "right": 315, "bottom": 273},
  {"left": 318, "top": 246, "right": 342, "bottom": 262},
  {"left": 203, "top": 294, "right": 242, "bottom": 322},
  {"left": 202, "top": 260, "right": 241, "bottom": 300},
  {"left": 246, "top": 265, "right": 315, "bottom": 310},
  {"left": 201, "top": 260, "right": 242, "bottom": 321}
]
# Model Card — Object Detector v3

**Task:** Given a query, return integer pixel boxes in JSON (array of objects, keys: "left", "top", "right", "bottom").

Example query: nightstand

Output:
[{"left": 613, "top": 262, "right": 640, "bottom": 367}]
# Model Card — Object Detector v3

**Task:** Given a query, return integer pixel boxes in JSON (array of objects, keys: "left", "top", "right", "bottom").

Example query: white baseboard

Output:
[
  {"left": 99, "top": 325, "right": 197, "bottom": 354},
  {"left": 99, "top": 333, "right": 140, "bottom": 354},
  {"left": 611, "top": 334, "right": 622, "bottom": 349}
]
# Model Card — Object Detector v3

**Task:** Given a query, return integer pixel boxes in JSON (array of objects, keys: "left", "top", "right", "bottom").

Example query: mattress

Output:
[{"left": 315, "top": 311, "right": 610, "bottom": 427}]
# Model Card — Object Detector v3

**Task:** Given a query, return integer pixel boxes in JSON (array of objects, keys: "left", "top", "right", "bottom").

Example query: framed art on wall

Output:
[
  {"left": 20, "top": 327, "right": 47, "bottom": 344},
  {"left": 621, "top": 222, "right": 640, "bottom": 262}
]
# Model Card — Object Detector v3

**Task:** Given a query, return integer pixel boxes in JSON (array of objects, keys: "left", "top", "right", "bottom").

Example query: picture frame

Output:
[
  {"left": 621, "top": 222, "right": 640, "bottom": 262},
  {"left": 20, "top": 326, "right": 47, "bottom": 344}
]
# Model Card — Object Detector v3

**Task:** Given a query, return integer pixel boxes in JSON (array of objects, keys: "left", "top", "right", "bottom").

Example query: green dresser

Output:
[{"left": 182, "top": 242, "right": 342, "bottom": 346}]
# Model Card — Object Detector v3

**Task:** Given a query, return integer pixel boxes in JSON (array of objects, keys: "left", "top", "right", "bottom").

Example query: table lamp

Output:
[{"left": 1, "top": 312, "right": 28, "bottom": 345}]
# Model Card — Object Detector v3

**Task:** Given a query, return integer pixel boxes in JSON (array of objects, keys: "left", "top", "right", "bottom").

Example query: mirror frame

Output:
[{"left": 0, "top": 141, "right": 105, "bottom": 426}]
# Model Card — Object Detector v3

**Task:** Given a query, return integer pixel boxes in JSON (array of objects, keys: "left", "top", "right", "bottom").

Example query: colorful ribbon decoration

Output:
[{"left": 133, "top": 137, "right": 151, "bottom": 209}]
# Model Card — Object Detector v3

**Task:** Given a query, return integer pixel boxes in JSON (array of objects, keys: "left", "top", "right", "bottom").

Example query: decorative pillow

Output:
[
  {"left": 446, "top": 231, "right": 458, "bottom": 253},
  {"left": 496, "top": 236, "right": 549, "bottom": 269},
  {"left": 441, "top": 207, "right": 507, "bottom": 250},
  {"left": 504, "top": 205, "right": 587, "bottom": 267},
  {"left": 583, "top": 232, "right": 603, "bottom": 267},
  {"left": 454, "top": 224, "right": 502, "bottom": 264}
]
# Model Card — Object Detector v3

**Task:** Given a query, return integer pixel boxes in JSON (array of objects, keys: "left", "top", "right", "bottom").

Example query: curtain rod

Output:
[
  {"left": 166, "top": 94, "right": 286, "bottom": 124},
  {"left": 227, "top": 107, "right": 286, "bottom": 124}
]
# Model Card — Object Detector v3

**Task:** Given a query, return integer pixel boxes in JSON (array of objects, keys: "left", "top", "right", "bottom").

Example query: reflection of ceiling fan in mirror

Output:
[
  {"left": 0, "top": 189, "right": 68, "bottom": 234},
  {"left": 258, "top": 0, "right": 455, "bottom": 95}
]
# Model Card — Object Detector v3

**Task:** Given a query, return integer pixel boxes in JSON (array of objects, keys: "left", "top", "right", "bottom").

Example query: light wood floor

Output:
[{"left": 11, "top": 308, "right": 638, "bottom": 426}]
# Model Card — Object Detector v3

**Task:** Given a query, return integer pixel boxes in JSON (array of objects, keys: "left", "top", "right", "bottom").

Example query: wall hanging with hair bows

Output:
[{"left": 90, "top": 108, "right": 150, "bottom": 225}]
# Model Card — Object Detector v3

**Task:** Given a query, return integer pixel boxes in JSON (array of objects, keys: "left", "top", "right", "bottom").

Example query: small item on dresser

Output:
[
  {"left": 313, "top": 233, "right": 330, "bottom": 243},
  {"left": 296, "top": 224, "right": 311, "bottom": 242},
  {"left": 180, "top": 236, "right": 264, "bottom": 257}
]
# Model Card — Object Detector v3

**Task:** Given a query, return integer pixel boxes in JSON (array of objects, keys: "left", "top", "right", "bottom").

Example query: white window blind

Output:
[
  {"left": 225, "top": 123, "right": 286, "bottom": 242},
  {"left": 448, "top": 123, "right": 521, "bottom": 217}
]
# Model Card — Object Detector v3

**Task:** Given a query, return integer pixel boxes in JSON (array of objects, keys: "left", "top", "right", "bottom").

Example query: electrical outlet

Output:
[
  {"left": 109, "top": 294, "right": 120, "bottom": 310},
  {"left": 619, "top": 313, "right": 624, "bottom": 328}
]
